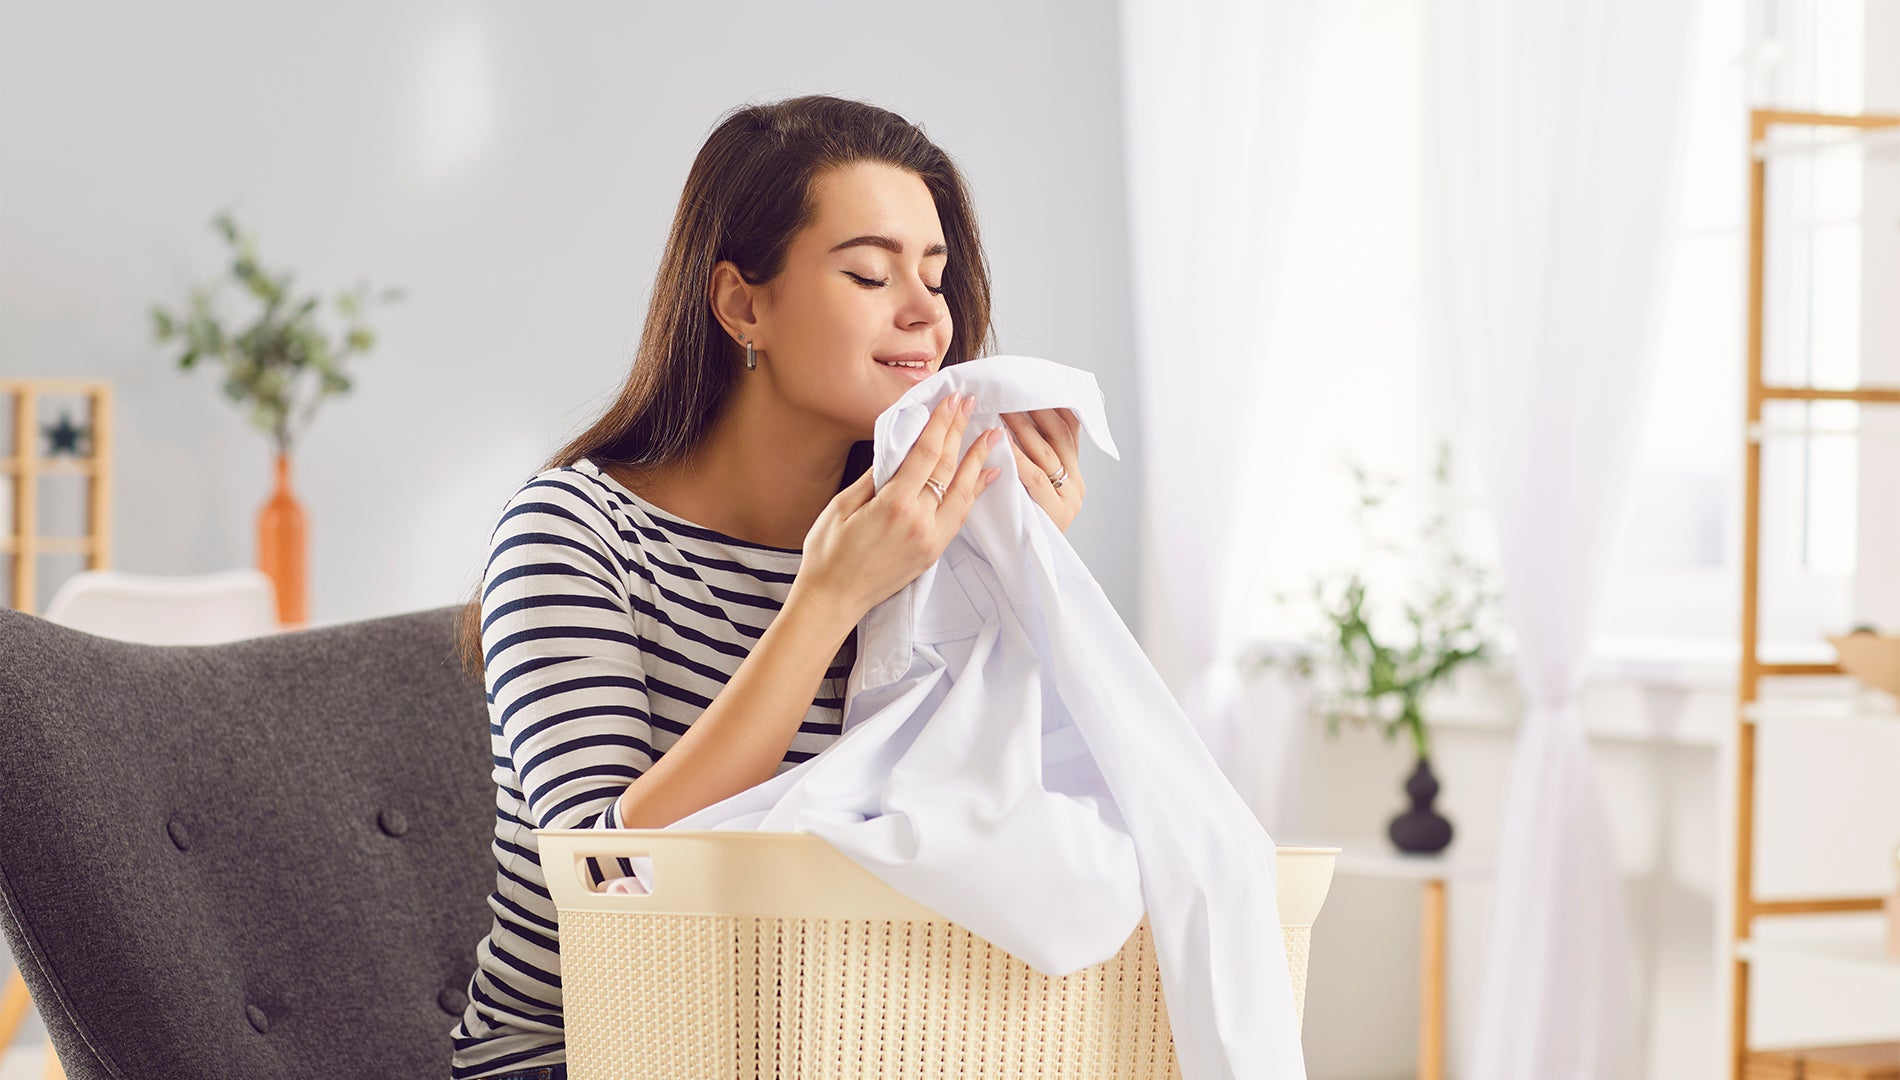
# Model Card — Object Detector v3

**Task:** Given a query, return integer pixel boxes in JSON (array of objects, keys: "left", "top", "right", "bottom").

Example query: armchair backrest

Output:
[{"left": 0, "top": 604, "right": 493, "bottom": 1079}]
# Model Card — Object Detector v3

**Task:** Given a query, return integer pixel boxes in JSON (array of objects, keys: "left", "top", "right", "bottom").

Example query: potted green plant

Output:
[
  {"left": 149, "top": 210, "right": 403, "bottom": 625},
  {"left": 1248, "top": 441, "right": 1504, "bottom": 853}
]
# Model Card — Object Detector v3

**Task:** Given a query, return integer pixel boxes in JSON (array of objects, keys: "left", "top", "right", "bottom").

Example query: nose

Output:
[{"left": 896, "top": 276, "right": 946, "bottom": 332}]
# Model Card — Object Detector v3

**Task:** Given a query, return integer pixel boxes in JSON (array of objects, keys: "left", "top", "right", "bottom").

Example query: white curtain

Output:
[
  {"left": 1427, "top": 0, "right": 1698, "bottom": 1076},
  {"left": 1118, "top": 0, "right": 1321, "bottom": 811}
]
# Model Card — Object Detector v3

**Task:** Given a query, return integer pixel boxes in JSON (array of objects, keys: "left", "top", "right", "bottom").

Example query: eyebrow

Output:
[{"left": 829, "top": 235, "right": 949, "bottom": 259}]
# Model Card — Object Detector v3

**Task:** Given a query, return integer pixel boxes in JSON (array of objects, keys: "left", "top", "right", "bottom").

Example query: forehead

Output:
[{"left": 803, "top": 162, "right": 946, "bottom": 254}]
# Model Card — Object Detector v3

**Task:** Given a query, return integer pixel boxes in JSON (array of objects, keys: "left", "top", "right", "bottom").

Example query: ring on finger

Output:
[
  {"left": 1048, "top": 465, "right": 1067, "bottom": 490},
  {"left": 923, "top": 477, "right": 947, "bottom": 502}
]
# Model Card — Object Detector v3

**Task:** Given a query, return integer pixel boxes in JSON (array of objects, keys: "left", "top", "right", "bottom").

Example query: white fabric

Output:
[
  {"left": 1118, "top": 0, "right": 1322, "bottom": 817},
  {"left": 633, "top": 354, "right": 1306, "bottom": 1079},
  {"left": 1427, "top": 0, "right": 1697, "bottom": 1076}
]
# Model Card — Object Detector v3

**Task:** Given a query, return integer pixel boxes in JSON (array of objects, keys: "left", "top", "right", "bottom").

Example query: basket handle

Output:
[
  {"left": 533, "top": 828, "right": 947, "bottom": 919},
  {"left": 534, "top": 828, "right": 1341, "bottom": 926}
]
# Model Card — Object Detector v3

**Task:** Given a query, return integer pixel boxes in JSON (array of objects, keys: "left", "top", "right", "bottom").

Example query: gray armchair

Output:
[{"left": 0, "top": 604, "right": 494, "bottom": 1079}]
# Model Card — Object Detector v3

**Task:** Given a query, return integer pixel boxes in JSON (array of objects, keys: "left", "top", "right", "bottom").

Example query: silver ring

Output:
[
  {"left": 1047, "top": 465, "right": 1067, "bottom": 490},
  {"left": 923, "top": 477, "right": 946, "bottom": 502}
]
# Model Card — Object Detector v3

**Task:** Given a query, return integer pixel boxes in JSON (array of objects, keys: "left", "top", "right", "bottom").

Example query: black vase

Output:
[{"left": 1387, "top": 755, "right": 1454, "bottom": 854}]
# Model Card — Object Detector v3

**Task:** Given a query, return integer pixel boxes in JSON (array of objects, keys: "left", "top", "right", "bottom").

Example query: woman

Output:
[{"left": 448, "top": 94, "right": 1090, "bottom": 1080}]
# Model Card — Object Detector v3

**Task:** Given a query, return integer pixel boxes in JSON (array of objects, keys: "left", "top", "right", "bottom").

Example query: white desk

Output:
[{"left": 1284, "top": 836, "right": 1495, "bottom": 1080}]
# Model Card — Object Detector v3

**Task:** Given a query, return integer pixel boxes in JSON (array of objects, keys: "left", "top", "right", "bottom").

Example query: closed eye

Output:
[{"left": 845, "top": 271, "right": 946, "bottom": 297}]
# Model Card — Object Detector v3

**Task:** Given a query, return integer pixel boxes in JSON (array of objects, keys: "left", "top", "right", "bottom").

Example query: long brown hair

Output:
[{"left": 452, "top": 94, "right": 998, "bottom": 686}]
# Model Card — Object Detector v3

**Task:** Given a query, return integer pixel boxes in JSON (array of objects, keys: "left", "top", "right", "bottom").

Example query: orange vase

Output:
[{"left": 258, "top": 450, "right": 307, "bottom": 628}]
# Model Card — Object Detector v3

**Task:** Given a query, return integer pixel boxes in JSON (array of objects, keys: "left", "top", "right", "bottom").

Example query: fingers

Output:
[
  {"left": 834, "top": 462, "right": 877, "bottom": 514},
  {"left": 1008, "top": 439, "right": 1047, "bottom": 493},
  {"left": 926, "top": 397, "right": 972, "bottom": 496},
  {"left": 887, "top": 392, "right": 972, "bottom": 502},
  {"left": 1001, "top": 409, "right": 1074, "bottom": 487},
  {"left": 939, "top": 425, "right": 1005, "bottom": 525},
  {"left": 1037, "top": 407, "right": 1081, "bottom": 451},
  {"left": 1031, "top": 408, "right": 1079, "bottom": 463}
]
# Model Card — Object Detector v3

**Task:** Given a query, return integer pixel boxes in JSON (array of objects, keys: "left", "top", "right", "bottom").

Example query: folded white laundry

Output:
[{"left": 639, "top": 354, "right": 1304, "bottom": 1080}]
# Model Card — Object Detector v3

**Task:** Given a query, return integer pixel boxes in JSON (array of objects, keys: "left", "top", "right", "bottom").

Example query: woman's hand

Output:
[
  {"left": 1000, "top": 408, "right": 1086, "bottom": 534},
  {"left": 792, "top": 392, "right": 1004, "bottom": 630}
]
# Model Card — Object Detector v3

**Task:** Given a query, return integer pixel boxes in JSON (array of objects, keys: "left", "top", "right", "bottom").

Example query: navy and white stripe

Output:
[{"left": 450, "top": 455, "right": 854, "bottom": 1079}]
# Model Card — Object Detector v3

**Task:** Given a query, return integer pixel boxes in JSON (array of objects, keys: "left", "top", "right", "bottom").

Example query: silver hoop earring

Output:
[{"left": 742, "top": 335, "right": 757, "bottom": 371}]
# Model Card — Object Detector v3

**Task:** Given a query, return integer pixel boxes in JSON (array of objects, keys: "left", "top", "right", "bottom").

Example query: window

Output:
[
  {"left": 1244, "top": 0, "right": 1887, "bottom": 665},
  {"left": 1595, "top": 0, "right": 1873, "bottom": 658}
]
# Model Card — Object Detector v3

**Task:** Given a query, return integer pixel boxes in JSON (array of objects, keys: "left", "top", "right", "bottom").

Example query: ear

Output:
[{"left": 709, "top": 260, "right": 765, "bottom": 344}]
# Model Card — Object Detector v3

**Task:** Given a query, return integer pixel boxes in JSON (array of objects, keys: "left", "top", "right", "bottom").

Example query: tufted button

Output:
[
  {"left": 438, "top": 987, "right": 468, "bottom": 1015},
  {"left": 167, "top": 820, "right": 191, "bottom": 851},
  {"left": 246, "top": 1004, "right": 269, "bottom": 1033},
  {"left": 377, "top": 808, "right": 409, "bottom": 837}
]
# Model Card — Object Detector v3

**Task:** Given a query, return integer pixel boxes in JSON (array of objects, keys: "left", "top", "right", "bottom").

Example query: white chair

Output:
[{"left": 39, "top": 568, "right": 281, "bottom": 644}]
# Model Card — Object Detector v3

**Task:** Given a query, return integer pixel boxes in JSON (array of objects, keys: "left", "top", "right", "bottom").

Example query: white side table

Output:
[{"left": 1284, "top": 836, "right": 1494, "bottom": 1080}]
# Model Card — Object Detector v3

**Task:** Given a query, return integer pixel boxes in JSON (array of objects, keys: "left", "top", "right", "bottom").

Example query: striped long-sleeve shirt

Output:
[{"left": 449, "top": 454, "right": 855, "bottom": 1079}]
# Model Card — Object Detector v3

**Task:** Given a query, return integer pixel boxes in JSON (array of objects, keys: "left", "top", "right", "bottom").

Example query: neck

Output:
[{"left": 648, "top": 379, "right": 860, "bottom": 551}]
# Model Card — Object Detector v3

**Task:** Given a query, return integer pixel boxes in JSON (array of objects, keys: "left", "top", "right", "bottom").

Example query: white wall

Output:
[{"left": 0, "top": 0, "right": 1144, "bottom": 628}]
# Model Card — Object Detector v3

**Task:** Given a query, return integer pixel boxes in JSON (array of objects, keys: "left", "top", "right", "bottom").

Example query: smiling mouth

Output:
[{"left": 876, "top": 358, "right": 929, "bottom": 370}]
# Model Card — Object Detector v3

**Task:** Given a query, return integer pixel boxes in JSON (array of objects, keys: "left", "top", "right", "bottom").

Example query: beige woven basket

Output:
[{"left": 539, "top": 829, "right": 1339, "bottom": 1080}]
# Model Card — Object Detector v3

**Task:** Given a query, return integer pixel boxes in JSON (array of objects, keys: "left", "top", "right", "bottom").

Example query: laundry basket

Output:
[{"left": 539, "top": 829, "right": 1337, "bottom": 1079}]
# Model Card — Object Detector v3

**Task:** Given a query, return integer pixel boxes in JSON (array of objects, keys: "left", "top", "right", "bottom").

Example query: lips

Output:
[
  {"left": 875, "top": 351, "right": 935, "bottom": 383},
  {"left": 875, "top": 351, "right": 933, "bottom": 370}
]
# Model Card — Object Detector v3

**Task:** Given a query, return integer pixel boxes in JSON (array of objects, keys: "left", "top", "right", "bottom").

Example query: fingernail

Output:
[
  {"left": 961, "top": 394, "right": 975, "bottom": 415},
  {"left": 986, "top": 427, "right": 1002, "bottom": 447}
]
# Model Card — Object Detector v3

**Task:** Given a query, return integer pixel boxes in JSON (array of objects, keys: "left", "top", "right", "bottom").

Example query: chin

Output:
[{"left": 812, "top": 378, "right": 908, "bottom": 439}]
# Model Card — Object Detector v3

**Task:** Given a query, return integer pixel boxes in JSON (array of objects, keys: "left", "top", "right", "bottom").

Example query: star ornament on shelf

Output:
[{"left": 41, "top": 410, "right": 94, "bottom": 458}]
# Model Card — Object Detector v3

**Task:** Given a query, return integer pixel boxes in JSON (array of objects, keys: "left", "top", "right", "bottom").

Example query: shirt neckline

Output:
[{"left": 575, "top": 456, "right": 806, "bottom": 559}]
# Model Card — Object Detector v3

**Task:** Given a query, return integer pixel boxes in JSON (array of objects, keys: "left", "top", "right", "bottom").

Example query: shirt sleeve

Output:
[{"left": 480, "top": 471, "right": 651, "bottom": 885}]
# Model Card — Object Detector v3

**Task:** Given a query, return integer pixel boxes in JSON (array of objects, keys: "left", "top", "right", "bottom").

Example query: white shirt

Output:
[{"left": 647, "top": 354, "right": 1305, "bottom": 1080}]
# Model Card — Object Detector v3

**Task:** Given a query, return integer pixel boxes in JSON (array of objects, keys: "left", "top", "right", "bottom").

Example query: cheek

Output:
[
  {"left": 764, "top": 279, "right": 923, "bottom": 421},
  {"left": 786, "top": 285, "right": 877, "bottom": 362},
  {"left": 772, "top": 333, "right": 896, "bottom": 425}
]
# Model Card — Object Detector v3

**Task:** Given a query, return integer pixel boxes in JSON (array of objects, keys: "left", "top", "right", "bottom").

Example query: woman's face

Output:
[{"left": 738, "top": 161, "right": 954, "bottom": 438}]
